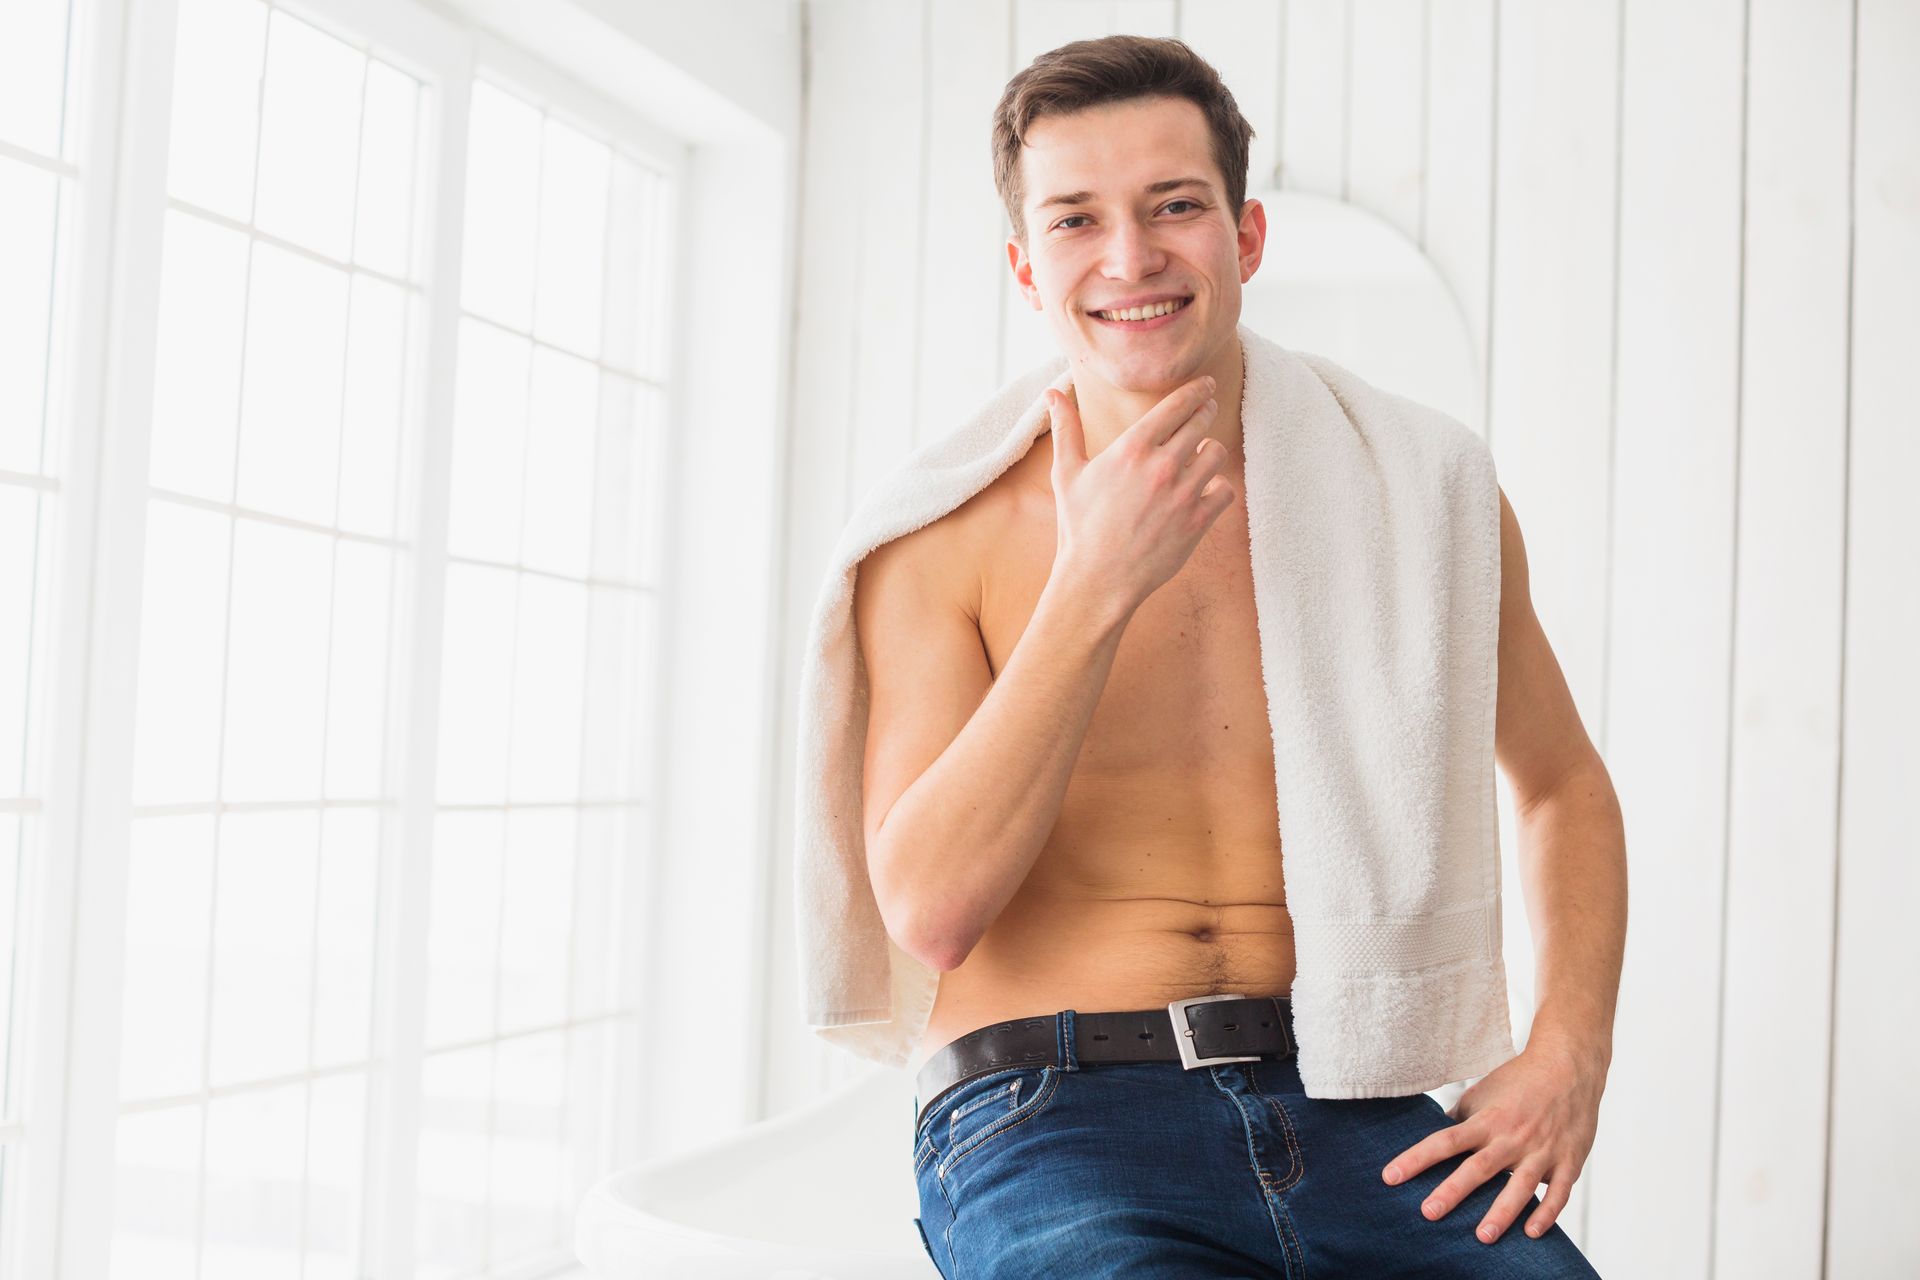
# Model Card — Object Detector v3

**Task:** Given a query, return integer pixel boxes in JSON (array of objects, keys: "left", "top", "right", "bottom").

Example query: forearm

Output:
[
  {"left": 1514, "top": 762, "right": 1627, "bottom": 1067},
  {"left": 875, "top": 575, "right": 1134, "bottom": 970}
]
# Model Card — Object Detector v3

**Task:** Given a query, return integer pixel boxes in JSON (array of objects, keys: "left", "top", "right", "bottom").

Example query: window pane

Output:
[
  {"left": 208, "top": 811, "right": 319, "bottom": 1086},
  {"left": 253, "top": 8, "right": 365, "bottom": 262},
  {"left": 166, "top": 0, "right": 269, "bottom": 221},
  {"left": 446, "top": 319, "right": 529, "bottom": 565},
  {"left": 415, "top": 1047, "right": 491, "bottom": 1277},
  {"left": 460, "top": 80, "right": 541, "bottom": 331},
  {"left": 147, "top": 209, "right": 250, "bottom": 503},
  {"left": 111, "top": 1105, "right": 203, "bottom": 1280},
  {"left": 354, "top": 61, "right": 422, "bottom": 279},
  {"left": 0, "top": 156, "right": 59, "bottom": 475},
  {"left": 119, "top": 816, "right": 217, "bottom": 1102},
  {"left": 498, "top": 809, "right": 575, "bottom": 1032},
  {"left": 130, "top": 503, "right": 231, "bottom": 806},
  {"left": 521, "top": 344, "right": 596, "bottom": 580},
  {"left": 0, "top": 0, "right": 75, "bottom": 159},
  {"left": 532, "top": 118, "right": 609, "bottom": 358},
  {"left": 201, "top": 1083, "right": 305, "bottom": 1278},
  {"left": 235, "top": 242, "right": 350, "bottom": 527}
]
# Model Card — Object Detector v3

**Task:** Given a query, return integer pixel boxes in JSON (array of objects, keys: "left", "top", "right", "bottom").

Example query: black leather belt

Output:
[{"left": 914, "top": 993, "right": 1296, "bottom": 1131}]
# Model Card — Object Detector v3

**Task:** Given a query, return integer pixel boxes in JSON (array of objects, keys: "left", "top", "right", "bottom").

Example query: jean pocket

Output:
[{"left": 935, "top": 1065, "right": 1060, "bottom": 1177}]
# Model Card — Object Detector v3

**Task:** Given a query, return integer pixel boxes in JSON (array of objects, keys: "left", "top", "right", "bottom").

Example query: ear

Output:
[
  {"left": 1006, "top": 236, "right": 1042, "bottom": 310},
  {"left": 1236, "top": 198, "right": 1268, "bottom": 283}
]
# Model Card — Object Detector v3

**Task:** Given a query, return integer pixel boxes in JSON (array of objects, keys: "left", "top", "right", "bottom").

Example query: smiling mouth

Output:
[{"left": 1090, "top": 296, "right": 1194, "bottom": 324}]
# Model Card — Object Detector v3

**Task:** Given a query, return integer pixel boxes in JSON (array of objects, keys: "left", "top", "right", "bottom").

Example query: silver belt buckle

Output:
[{"left": 1167, "top": 993, "right": 1264, "bottom": 1069}]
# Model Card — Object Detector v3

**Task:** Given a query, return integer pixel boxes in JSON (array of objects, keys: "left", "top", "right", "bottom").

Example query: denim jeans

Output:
[{"left": 909, "top": 1008, "right": 1603, "bottom": 1278}]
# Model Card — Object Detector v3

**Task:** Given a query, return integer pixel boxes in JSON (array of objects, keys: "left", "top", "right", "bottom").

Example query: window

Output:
[{"left": 2, "top": 1, "right": 682, "bottom": 1276}]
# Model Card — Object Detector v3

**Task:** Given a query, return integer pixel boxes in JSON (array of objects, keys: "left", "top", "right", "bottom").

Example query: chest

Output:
[{"left": 975, "top": 485, "right": 1275, "bottom": 777}]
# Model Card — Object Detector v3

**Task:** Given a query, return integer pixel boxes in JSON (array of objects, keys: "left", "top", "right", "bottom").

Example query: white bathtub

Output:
[{"left": 574, "top": 1062, "right": 940, "bottom": 1278}]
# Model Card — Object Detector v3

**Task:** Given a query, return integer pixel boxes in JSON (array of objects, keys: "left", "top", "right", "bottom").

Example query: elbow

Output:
[
  {"left": 873, "top": 843, "right": 973, "bottom": 971},
  {"left": 891, "top": 900, "right": 974, "bottom": 973}
]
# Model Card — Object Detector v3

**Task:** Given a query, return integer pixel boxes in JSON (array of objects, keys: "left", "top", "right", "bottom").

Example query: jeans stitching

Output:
[
  {"left": 937, "top": 1066, "right": 1062, "bottom": 1180},
  {"left": 1233, "top": 1062, "right": 1306, "bottom": 1278},
  {"left": 1248, "top": 1061, "right": 1305, "bottom": 1192},
  {"left": 1212, "top": 1067, "right": 1298, "bottom": 1276}
]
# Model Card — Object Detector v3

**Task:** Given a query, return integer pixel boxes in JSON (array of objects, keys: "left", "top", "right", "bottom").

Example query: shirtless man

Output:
[{"left": 852, "top": 35, "right": 1622, "bottom": 1278}]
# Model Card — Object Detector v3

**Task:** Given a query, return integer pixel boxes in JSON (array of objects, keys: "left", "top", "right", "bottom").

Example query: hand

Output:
[
  {"left": 1044, "top": 375, "right": 1237, "bottom": 616},
  {"left": 1379, "top": 1037, "right": 1605, "bottom": 1245}
]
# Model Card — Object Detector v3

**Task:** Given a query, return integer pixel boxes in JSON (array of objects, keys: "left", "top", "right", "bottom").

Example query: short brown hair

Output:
[{"left": 991, "top": 35, "right": 1256, "bottom": 247}]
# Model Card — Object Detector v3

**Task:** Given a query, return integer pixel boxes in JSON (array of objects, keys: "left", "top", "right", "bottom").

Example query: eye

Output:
[{"left": 1052, "top": 199, "right": 1202, "bottom": 231}]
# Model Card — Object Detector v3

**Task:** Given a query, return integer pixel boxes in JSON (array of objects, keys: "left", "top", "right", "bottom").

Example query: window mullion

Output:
[
  {"left": 364, "top": 29, "right": 477, "bottom": 1280},
  {"left": 40, "top": 0, "right": 184, "bottom": 1277}
]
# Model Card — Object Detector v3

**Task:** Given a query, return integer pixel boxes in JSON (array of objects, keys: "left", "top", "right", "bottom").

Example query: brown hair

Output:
[{"left": 991, "top": 35, "right": 1256, "bottom": 247}]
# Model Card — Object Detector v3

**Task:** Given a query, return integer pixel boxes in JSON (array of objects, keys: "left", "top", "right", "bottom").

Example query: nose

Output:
[{"left": 1099, "top": 215, "right": 1168, "bottom": 284}]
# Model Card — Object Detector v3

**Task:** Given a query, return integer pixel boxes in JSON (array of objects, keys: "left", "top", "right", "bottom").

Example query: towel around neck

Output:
[{"left": 791, "top": 322, "right": 1516, "bottom": 1099}]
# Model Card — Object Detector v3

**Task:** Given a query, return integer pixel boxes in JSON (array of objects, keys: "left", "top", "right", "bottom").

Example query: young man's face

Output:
[{"left": 1007, "top": 94, "right": 1263, "bottom": 394}]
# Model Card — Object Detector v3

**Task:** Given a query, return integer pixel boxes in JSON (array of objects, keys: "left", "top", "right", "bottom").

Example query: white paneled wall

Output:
[{"left": 765, "top": 2, "right": 1918, "bottom": 1276}]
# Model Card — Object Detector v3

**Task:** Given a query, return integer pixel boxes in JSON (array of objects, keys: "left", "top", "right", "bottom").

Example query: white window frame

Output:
[{"left": 22, "top": 1, "right": 707, "bottom": 1275}]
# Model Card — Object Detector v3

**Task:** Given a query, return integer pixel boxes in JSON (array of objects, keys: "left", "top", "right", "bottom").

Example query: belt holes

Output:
[
  {"left": 1224, "top": 1022, "right": 1237, "bottom": 1030},
  {"left": 1091, "top": 1033, "right": 1108, "bottom": 1040},
  {"left": 1137, "top": 1030, "right": 1155, "bottom": 1041}
]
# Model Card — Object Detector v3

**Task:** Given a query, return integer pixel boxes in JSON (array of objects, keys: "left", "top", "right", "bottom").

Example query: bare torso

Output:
[{"left": 911, "top": 430, "right": 1294, "bottom": 1073}]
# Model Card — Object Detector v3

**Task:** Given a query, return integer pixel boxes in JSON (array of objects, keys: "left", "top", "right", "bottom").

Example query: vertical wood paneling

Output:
[
  {"left": 846, "top": 0, "right": 929, "bottom": 504},
  {"left": 1830, "top": 0, "right": 1920, "bottom": 1273},
  {"left": 1590, "top": 2, "right": 1747, "bottom": 1274},
  {"left": 1485, "top": 1, "right": 1620, "bottom": 1251},
  {"left": 1178, "top": 0, "right": 1284, "bottom": 193},
  {"left": 1279, "top": 0, "right": 1347, "bottom": 195},
  {"left": 1421, "top": 0, "right": 1495, "bottom": 410},
  {"left": 1346, "top": 0, "right": 1425, "bottom": 242},
  {"left": 1716, "top": 2, "right": 1852, "bottom": 1274},
  {"left": 914, "top": 0, "right": 1015, "bottom": 449}
]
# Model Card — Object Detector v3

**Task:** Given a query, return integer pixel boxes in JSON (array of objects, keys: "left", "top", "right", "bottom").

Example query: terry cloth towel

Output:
[{"left": 792, "top": 320, "right": 1516, "bottom": 1100}]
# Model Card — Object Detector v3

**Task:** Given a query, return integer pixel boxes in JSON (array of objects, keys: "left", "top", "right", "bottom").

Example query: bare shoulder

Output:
[{"left": 855, "top": 449, "right": 1041, "bottom": 622}]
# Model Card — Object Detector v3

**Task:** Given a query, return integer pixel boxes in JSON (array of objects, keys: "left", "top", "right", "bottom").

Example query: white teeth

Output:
[{"left": 1095, "top": 297, "right": 1189, "bottom": 322}]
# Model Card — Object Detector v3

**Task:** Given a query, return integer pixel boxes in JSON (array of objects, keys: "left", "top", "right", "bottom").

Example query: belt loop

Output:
[{"left": 1058, "top": 1009, "right": 1078, "bottom": 1072}]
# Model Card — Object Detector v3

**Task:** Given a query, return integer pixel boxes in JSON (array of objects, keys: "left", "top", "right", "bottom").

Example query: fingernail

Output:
[
  {"left": 1423, "top": 1199, "right": 1440, "bottom": 1217},
  {"left": 1383, "top": 1167, "right": 1401, "bottom": 1185},
  {"left": 1478, "top": 1225, "right": 1496, "bottom": 1243}
]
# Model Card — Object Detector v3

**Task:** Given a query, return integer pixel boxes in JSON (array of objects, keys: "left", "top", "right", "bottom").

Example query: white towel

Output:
[{"left": 792, "top": 321, "right": 1515, "bottom": 1099}]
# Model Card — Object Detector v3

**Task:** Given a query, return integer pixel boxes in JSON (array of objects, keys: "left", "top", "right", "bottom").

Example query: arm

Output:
[
  {"left": 1378, "top": 483, "right": 1626, "bottom": 1245},
  {"left": 853, "top": 516, "right": 1133, "bottom": 972},
  {"left": 1490, "top": 484, "right": 1627, "bottom": 1068}
]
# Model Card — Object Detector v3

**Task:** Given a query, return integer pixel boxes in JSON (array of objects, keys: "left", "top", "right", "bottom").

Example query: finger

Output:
[
  {"left": 1046, "top": 387, "right": 1085, "bottom": 475},
  {"left": 1473, "top": 1160, "right": 1546, "bottom": 1245},
  {"left": 1419, "top": 1145, "right": 1510, "bottom": 1221},
  {"left": 1523, "top": 1166, "right": 1574, "bottom": 1239},
  {"left": 1160, "top": 391, "right": 1218, "bottom": 460},
  {"left": 1123, "top": 375, "right": 1215, "bottom": 450},
  {"left": 1196, "top": 472, "right": 1236, "bottom": 517},
  {"left": 1383, "top": 1120, "right": 1474, "bottom": 1186},
  {"left": 1176, "top": 435, "right": 1227, "bottom": 492}
]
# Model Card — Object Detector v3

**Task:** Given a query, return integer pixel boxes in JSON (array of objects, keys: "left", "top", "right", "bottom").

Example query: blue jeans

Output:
[{"left": 909, "top": 1009, "right": 1603, "bottom": 1278}]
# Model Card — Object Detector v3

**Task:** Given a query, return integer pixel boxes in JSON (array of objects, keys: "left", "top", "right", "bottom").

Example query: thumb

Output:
[{"left": 1046, "top": 385, "right": 1086, "bottom": 477}]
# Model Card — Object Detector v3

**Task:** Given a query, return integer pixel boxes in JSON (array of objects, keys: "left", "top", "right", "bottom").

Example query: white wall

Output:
[{"left": 768, "top": 2, "right": 1920, "bottom": 1276}]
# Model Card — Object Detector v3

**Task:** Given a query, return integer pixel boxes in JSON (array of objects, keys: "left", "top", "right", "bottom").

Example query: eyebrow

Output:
[{"left": 1034, "top": 177, "right": 1215, "bottom": 212}]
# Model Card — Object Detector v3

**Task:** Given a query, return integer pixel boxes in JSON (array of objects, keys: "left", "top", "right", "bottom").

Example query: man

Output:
[{"left": 849, "top": 34, "right": 1623, "bottom": 1278}]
